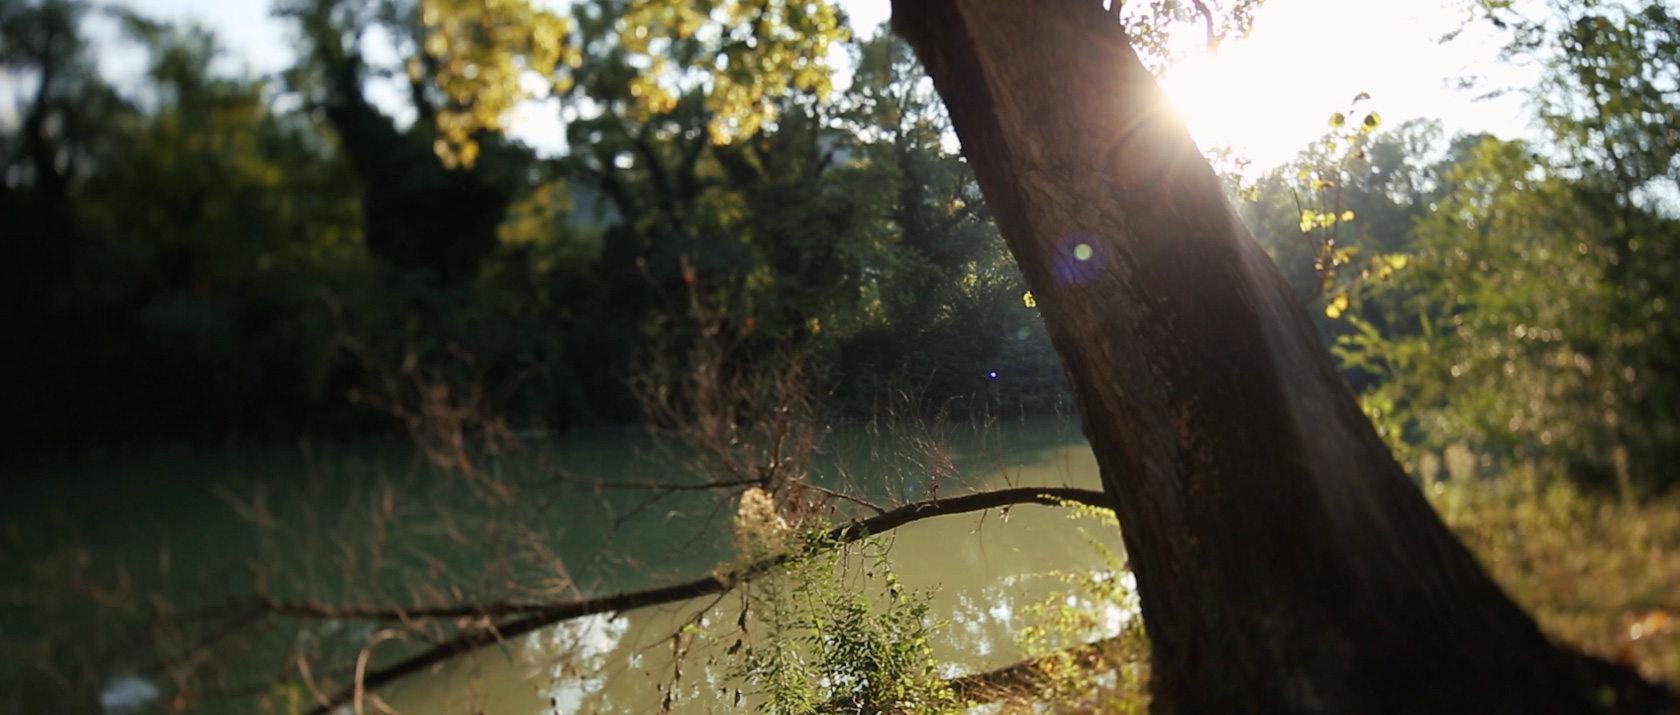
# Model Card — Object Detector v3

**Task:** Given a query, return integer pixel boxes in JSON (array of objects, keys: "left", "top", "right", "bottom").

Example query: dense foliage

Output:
[
  {"left": 4, "top": 0, "right": 1678, "bottom": 474},
  {"left": 1, "top": 0, "right": 1065, "bottom": 451},
  {"left": 1233, "top": 1, "right": 1680, "bottom": 494}
]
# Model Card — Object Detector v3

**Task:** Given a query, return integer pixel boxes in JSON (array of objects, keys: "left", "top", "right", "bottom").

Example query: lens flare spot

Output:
[
  {"left": 988, "top": 372, "right": 998, "bottom": 379},
  {"left": 1054, "top": 232, "right": 1104, "bottom": 285}
]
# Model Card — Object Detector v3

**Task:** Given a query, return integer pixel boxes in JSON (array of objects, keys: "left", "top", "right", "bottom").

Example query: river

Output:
[{"left": 2, "top": 417, "right": 1135, "bottom": 714}]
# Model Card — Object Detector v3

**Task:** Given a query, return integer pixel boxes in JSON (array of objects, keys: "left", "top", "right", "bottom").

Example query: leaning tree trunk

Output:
[{"left": 890, "top": 0, "right": 1673, "bottom": 712}]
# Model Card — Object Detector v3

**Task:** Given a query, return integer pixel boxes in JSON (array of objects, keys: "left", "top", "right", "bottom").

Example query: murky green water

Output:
[{"left": 3, "top": 418, "right": 1131, "bottom": 714}]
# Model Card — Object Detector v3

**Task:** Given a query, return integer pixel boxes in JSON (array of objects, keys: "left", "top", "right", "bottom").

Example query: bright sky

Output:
[{"left": 92, "top": 0, "right": 1537, "bottom": 172}]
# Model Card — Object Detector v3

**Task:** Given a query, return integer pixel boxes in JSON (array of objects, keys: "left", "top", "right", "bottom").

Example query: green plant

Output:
[
  {"left": 721, "top": 529, "right": 954, "bottom": 715},
  {"left": 1002, "top": 503, "right": 1150, "bottom": 714}
]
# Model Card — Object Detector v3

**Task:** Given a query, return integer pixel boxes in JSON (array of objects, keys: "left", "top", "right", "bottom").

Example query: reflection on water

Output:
[
  {"left": 99, "top": 674, "right": 160, "bottom": 715},
  {"left": 531, "top": 615, "right": 630, "bottom": 713},
  {"left": 381, "top": 433, "right": 1133, "bottom": 714},
  {"left": 3, "top": 419, "right": 1135, "bottom": 713}
]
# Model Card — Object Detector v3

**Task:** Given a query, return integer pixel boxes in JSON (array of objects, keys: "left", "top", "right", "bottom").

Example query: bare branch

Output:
[
  {"left": 1189, "top": 0, "right": 1218, "bottom": 49},
  {"left": 296, "top": 486, "right": 1113, "bottom": 714},
  {"left": 550, "top": 474, "right": 766, "bottom": 492},
  {"left": 805, "top": 483, "right": 887, "bottom": 515}
]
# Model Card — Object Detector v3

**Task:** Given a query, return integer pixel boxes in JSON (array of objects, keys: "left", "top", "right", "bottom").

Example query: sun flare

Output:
[{"left": 1157, "top": 49, "right": 1308, "bottom": 172}]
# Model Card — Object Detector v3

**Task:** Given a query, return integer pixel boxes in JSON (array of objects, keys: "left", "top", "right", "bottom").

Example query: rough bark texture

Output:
[{"left": 890, "top": 0, "right": 1676, "bottom": 712}]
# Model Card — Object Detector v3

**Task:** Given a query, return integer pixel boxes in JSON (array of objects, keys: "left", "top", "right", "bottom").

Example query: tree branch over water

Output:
[{"left": 288, "top": 485, "right": 1112, "bottom": 714}]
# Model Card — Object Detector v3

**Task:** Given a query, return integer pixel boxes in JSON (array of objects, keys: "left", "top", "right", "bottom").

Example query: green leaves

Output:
[
  {"left": 1481, "top": 0, "right": 1680, "bottom": 200},
  {"left": 1330, "top": 134, "right": 1680, "bottom": 491},
  {"left": 732, "top": 535, "right": 954, "bottom": 715}
]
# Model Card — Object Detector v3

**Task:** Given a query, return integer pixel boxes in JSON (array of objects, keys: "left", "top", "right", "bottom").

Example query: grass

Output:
[{"left": 1432, "top": 474, "right": 1680, "bottom": 686}]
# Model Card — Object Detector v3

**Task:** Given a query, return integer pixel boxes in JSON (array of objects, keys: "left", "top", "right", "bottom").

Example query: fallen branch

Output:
[
  {"left": 947, "top": 635, "right": 1132, "bottom": 703},
  {"left": 300, "top": 486, "right": 1113, "bottom": 714}
]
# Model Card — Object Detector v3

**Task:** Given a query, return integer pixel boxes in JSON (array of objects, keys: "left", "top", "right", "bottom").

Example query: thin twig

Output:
[
  {"left": 298, "top": 486, "right": 1113, "bottom": 714},
  {"left": 552, "top": 473, "right": 764, "bottom": 492},
  {"left": 806, "top": 483, "right": 887, "bottom": 515}
]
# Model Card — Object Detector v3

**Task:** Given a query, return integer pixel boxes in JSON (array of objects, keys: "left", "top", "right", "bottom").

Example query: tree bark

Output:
[{"left": 890, "top": 0, "right": 1674, "bottom": 712}]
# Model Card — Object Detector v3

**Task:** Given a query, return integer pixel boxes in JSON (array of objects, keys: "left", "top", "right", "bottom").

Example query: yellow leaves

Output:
[
  {"left": 1366, "top": 253, "right": 1409, "bottom": 281},
  {"left": 1299, "top": 208, "right": 1341, "bottom": 233},
  {"left": 619, "top": 0, "right": 848, "bottom": 144},
  {"left": 1022, "top": 291, "right": 1037, "bottom": 308},
  {"left": 424, "top": 32, "right": 450, "bottom": 58},
  {"left": 629, "top": 71, "right": 679, "bottom": 116},
  {"left": 415, "top": 0, "right": 848, "bottom": 164},
  {"left": 1327, "top": 254, "right": 1410, "bottom": 319},
  {"left": 1299, "top": 208, "right": 1358, "bottom": 233},
  {"left": 1325, "top": 108, "right": 1381, "bottom": 135},
  {"left": 418, "top": 0, "right": 575, "bottom": 167},
  {"left": 1325, "top": 292, "right": 1350, "bottom": 319},
  {"left": 1315, "top": 245, "right": 1358, "bottom": 274},
  {"left": 1361, "top": 111, "right": 1383, "bottom": 135}
]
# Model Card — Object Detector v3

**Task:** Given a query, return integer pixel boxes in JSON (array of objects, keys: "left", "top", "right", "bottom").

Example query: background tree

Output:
[{"left": 1330, "top": 0, "right": 1680, "bottom": 494}]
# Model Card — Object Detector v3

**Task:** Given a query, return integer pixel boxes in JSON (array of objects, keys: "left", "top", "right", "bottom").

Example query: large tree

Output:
[{"left": 890, "top": 0, "right": 1674, "bottom": 711}]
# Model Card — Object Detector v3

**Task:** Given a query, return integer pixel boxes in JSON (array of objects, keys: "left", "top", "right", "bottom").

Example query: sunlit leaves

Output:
[
  {"left": 1119, "top": 0, "right": 1268, "bottom": 75},
  {"left": 1022, "top": 291, "right": 1037, "bottom": 308},
  {"left": 1275, "top": 91, "right": 1399, "bottom": 308},
  {"left": 404, "top": 0, "right": 853, "bottom": 164},
  {"left": 1324, "top": 292, "right": 1349, "bottom": 319},
  {"left": 1325, "top": 252, "right": 1408, "bottom": 320},
  {"left": 1298, "top": 208, "right": 1355, "bottom": 233},
  {"left": 1204, "top": 143, "right": 1260, "bottom": 203},
  {"left": 1367, "top": 252, "right": 1406, "bottom": 279},
  {"left": 1330, "top": 136, "right": 1680, "bottom": 489},
  {"left": 1362, "top": 111, "right": 1382, "bottom": 132},
  {"left": 618, "top": 0, "right": 849, "bottom": 144},
  {"left": 418, "top": 0, "right": 577, "bottom": 167}
]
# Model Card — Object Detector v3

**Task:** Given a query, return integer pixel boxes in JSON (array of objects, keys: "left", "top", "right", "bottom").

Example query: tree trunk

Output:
[{"left": 890, "top": 0, "right": 1673, "bottom": 712}]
